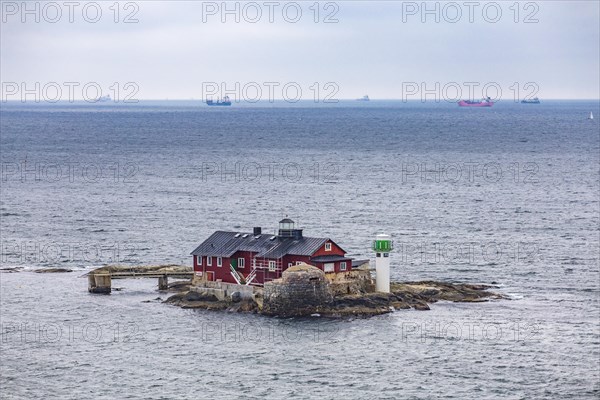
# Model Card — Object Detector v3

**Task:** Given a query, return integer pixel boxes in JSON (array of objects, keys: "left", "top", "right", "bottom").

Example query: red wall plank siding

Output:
[{"left": 311, "top": 240, "right": 346, "bottom": 257}]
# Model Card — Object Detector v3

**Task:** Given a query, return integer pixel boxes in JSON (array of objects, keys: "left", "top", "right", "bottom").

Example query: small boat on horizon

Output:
[
  {"left": 589, "top": 112, "right": 594, "bottom": 120},
  {"left": 458, "top": 97, "right": 493, "bottom": 107},
  {"left": 206, "top": 96, "right": 232, "bottom": 106},
  {"left": 97, "top": 95, "right": 111, "bottom": 102},
  {"left": 356, "top": 95, "right": 370, "bottom": 101},
  {"left": 521, "top": 97, "right": 540, "bottom": 104}
]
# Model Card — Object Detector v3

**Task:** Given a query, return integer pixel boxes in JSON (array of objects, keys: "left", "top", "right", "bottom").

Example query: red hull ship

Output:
[{"left": 458, "top": 97, "right": 494, "bottom": 107}]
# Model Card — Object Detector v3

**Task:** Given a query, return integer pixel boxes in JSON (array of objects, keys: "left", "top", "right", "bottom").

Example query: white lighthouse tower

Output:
[{"left": 373, "top": 234, "right": 393, "bottom": 293}]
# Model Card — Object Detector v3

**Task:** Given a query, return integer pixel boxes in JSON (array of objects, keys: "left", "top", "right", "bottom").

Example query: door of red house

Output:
[{"left": 206, "top": 271, "right": 215, "bottom": 281}]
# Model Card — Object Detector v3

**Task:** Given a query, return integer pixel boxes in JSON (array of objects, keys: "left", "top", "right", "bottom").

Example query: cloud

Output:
[{"left": 1, "top": 1, "right": 598, "bottom": 99}]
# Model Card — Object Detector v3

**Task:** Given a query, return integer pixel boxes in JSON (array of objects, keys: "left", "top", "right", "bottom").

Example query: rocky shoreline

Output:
[
  {"left": 2, "top": 264, "right": 506, "bottom": 317},
  {"left": 165, "top": 280, "right": 506, "bottom": 317}
]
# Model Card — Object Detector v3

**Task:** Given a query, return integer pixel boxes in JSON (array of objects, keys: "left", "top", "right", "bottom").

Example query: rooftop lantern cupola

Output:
[{"left": 278, "top": 218, "right": 303, "bottom": 239}]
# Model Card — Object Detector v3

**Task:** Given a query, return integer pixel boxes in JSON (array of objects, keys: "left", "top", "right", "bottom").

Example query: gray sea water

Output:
[{"left": 1, "top": 100, "right": 599, "bottom": 399}]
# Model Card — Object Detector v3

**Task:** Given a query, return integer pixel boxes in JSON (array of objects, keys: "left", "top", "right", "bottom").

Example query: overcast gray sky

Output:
[{"left": 1, "top": 1, "right": 599, "bottom": 100}]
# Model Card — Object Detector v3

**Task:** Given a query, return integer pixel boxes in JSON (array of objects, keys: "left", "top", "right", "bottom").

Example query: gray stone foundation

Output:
[{"left": 262, "top": 264, "right": 333, "bottom": 317}]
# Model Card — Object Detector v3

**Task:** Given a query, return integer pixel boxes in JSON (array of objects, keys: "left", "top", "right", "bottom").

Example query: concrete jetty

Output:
[{"left": 87, "top": 265, "right": 193, "bottom": 294}]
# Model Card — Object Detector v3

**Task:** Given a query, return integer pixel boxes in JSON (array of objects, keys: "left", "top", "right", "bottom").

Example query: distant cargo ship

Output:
[
  {"left": 356, "top": 95, "right": 370, "bottom": 101},
  {"left": 521, "top": 97, "right": 540, "bottom": 104},
  {"left": 97, "top": 95, "right": 111, "bottom": 102},
  {"left": 458, "top": 97, "right": 493, "bottom": 107},
  {"left": 206, "top": 96, "right": 232, "bottom": 106}
]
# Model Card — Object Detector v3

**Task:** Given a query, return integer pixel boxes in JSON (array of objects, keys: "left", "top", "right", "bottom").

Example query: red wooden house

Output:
[{"left": 191, "top": 219, "right": 354, "bottom": 285}]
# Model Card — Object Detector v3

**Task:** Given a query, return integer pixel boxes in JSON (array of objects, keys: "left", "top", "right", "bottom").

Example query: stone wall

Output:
[
  {"left": 190, "top": 278, "right": 258, "bottom": 302},
  {"left": 326, "top": 267, "right": 375, "bottom": 296},
  {"left": 262, "top": 264, "right": 333, "bottom": 317}
]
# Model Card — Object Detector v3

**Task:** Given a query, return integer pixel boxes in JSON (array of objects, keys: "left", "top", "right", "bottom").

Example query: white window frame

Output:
[
  {"left": 238, "top": 257, "right": 245, "bottom": 269},
  {"left": 340, "top": 262, "right": 347, "bottom": 271},
  {"left": 288, "top": 263, "right": 292, "bottom": 268},
  {"left": 207, "top": 256, "right": 212, "bottom": 266},
  {"left": 217, "top": 257, "right": 222, "bottom": 267},
  {"left": 323, "top": 263, "right": 335, "bottom": 273},
  {"left": 268, "top": 261, "right": 276, "bottom": 271},
  {"left": 325, "top": 243, "right": 332, "bottom": 251},
  {"left": 197, "top": 255, "right": 202, "bottom": 266}
]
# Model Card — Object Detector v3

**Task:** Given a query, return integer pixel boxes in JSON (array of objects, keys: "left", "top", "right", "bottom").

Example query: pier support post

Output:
[
  {"left": 88, "top": 274, "right": 112, "bottom": 294},
  {"left": 158, "top": 275, "right": 168, "bottom": 290}
]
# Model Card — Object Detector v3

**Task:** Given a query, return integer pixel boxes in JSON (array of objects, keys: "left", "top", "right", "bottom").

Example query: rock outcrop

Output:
[
  {"left": 326, "top": 267, "right": 375, "bottom": 296},
  {"left": 163, "top": 264, "right": 506, "bottom": 317},
  {"left": 164, "top": 288, "right": 259, "bottom": 313},
  {"left": 164, "top": 290, "right": 229, "bottom": 311},
  {"left": 391, "top": 281, "right": 505, "bottom": 303},
  {"left": 34, "top": 268, "right": 73, "bottom": 273},
  {"left": 0, "top": 267, "right": 23, "bottom": 273}
]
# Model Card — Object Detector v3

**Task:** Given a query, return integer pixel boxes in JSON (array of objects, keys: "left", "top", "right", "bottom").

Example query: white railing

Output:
[
  {"left": 230, "top": 264, "right": 243, "bottom": 285},
  {"left": 245, "top": 269, "right": 257, "bottom": 285}
]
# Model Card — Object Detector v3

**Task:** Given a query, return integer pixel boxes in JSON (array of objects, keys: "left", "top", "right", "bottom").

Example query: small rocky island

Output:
[
  {"left": 164, "top": 263, "right": 505, "bottom": 318},
  {"left": 155, "top": 220, "right": 506, "bottom": 317}
]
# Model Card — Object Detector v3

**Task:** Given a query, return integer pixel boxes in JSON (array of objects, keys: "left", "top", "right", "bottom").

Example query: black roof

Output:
[
  {"left": 351, "top": 259, "right": 370, "bottom": 267},
  {"left": 191, "top": 231, "right": 333, "bottom": 259},
  {"left": 279, "top": 218, "right": 294, "bottom": 224}
]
